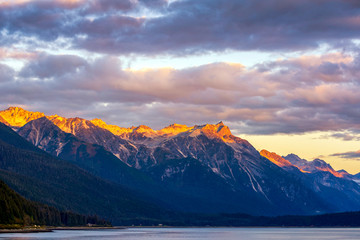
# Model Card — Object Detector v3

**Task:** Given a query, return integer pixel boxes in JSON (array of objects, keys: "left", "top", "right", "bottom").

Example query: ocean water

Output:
[{"left": 1, "top": 227, "right": 360, "bottom": 240}]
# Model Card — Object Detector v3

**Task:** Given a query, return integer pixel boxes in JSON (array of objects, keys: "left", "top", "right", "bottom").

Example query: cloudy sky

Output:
[{"left": 1, "top": 0, "right": 360, "bottom": 172}]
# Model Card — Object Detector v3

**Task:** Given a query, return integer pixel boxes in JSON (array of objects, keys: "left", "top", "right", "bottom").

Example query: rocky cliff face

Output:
[{"left": 46, "top": 115, "right": 139, "bottom": 164}]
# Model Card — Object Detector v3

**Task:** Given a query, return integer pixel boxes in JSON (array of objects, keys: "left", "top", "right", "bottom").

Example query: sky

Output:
[{"left": 1, "top": 0, "right": 360, "bottom": 173}]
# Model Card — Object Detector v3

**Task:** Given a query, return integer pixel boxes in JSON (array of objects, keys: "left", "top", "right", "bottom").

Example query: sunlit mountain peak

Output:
[
  {"left": 48, "top": 115, "right": 67, "bottom": 122},
  {"left": 0, "top": 106, "right": 45, "bottom": 128},
  {"left": 283, "top": 154, "right": 344, "bottom": 178},
  {"left": 311, "top": 159, "right": 343, "bottom": 178},
  {"left": 260, "top": 149, "right": 294, "bottom": 168},
  {"left": 90, "top": 118, "right": 107, "bottom": 126},
  {"left": 187, "top": 121, "right": 236, "bottom": 143},
  {"left": 133, "top": 125, "right": 154, "bottom": 133},
  {"left": 158, "top": 123, "right": 193, "bottom": 136},
  {"left": 90, "top": 118, "right": 133, "bottom": 136},
  {"left": 337, "top": 169, "right": 351, "bottom": 178},
  {"left": 49, "top": 117, "right": 93, "bottom": 134},
  {"left": 0, "top": 106, "right": 244, "bottom": 145}
]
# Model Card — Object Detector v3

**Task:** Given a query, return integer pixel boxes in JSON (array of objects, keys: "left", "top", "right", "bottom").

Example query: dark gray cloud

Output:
[
  {"left": 20, "top": 54, "right": 87, "bottom": 78},
  {"left": 331, "top": 150, "right": 360, "bottom": 160},
  {"left": 1, "top": 0, "right": 360, "bottom": 55},
  {"left": 3, "top": 2, "right": 66, "bottom": 41},
  {"left": 83, "top": 0, "right": 138, "bottom": 13},
  {"left": 323, "top": 132, "right": 360, "bottom": 141},
  {"left": 0, "top": 63, "right": 14, "bottom": 83}
]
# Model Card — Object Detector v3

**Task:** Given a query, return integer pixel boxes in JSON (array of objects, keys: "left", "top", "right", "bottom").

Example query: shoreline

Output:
[
  {"left": 0, "top": 226, "right": 125, "bottom": 234},
  {"left": 49, "top": 226, "right": 126, "bottom": 230},
  {"left": 127, "top": 225, "right": 360, "bottom": 229},
  {"left": 2, "top": 225, "right": 360, "bottom": 234},
  {"left": 0, "top": 228, "right": 52, "bottom": 233}
]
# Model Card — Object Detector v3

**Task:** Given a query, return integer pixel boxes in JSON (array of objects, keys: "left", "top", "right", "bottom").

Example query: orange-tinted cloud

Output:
[
  {"left": 0, "top": 0, "right": 84, "bottom": 7},
  {"left": 0, "top": 0, "right": 32, "bottom": 6},
  {"left": 0, "top": 51, "right": 358, "bottom": 135},
  {"left": 0, "top": 48, "right": 37, "bottom": 59}
]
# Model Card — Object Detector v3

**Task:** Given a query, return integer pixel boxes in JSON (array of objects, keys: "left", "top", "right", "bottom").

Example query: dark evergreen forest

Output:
[{"left": 0, "top": 180, "right": 110, "bottom": 228}]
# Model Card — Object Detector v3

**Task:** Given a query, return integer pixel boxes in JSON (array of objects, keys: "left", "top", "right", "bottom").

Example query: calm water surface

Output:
[{"left": 1, "top": 228, "right": 360, "bottom": 240}]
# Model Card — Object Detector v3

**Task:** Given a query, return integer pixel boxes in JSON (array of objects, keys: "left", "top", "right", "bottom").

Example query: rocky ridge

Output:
[{"left": 2, "top": 106, "right": 360, "bottom": 215}]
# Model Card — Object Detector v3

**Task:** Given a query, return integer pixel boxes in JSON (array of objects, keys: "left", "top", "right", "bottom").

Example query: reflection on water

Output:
[{"left": 1, "top": 228, "right": 360, "bottom": 240}]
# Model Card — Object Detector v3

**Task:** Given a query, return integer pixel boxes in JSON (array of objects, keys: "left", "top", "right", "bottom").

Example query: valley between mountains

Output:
[{"left": 1, "top": 106, "right": 360, "bottom": 225}]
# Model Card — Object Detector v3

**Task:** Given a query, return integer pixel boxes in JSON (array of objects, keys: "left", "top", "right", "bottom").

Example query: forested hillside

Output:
[{"left": 0, "top": 180, "right": 109, "bottom": 228}]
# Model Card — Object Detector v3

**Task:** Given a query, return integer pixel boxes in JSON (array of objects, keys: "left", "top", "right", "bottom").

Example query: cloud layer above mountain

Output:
[{"left": 1, "top": 51, "right": 360, "bottom": 134}]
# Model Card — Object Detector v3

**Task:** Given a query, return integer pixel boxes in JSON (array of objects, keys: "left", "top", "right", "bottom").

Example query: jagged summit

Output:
[
  {"left": 337, "top": 169, "right": 351, "bottom": 178},
  {"left": 90, "top": 118, "right": 133, "bottom": 136},
  {"left": 130, "top": 125, "right": 158, "bottom": 140},
  {"left": 91, "top": 118, "right": 106, "bottom": 125},
  {"left": 0, "top": 106, "right": 45, "bottom": 127},
  {"left": 6, "top": 106, "right": 19, "bottom": 111},
  {"left": 91, "top": 120, "right": 158, "bottom": 139},
  {"left": 158, "top": 123, "right": 192, "bottom": 136},
  {"left": 47, "top": 115, "right": 67, "bottom": 122},
  {"left": 134, "top": 125, "right": 154, "bottom": 132},
  {"left": 283, "top": 153, "right": 308, "bottom": 167},
  {"left": 49, "top": 117, "right": 95, "bottom": 134},
  {"left": 188, "top": 121, "right": 236, "bottom": 143},
  {"left": 282, "top": 153, "right": 343, "bottom": 178},
  {"left": 217, "top": 121, "right": 225, "bottom": 126},
  {"left": 169, "top": 123, "right": 188, "bottom": 127},
  {"left": 310, "top": 159, "right": 343, "bottom": 178}
]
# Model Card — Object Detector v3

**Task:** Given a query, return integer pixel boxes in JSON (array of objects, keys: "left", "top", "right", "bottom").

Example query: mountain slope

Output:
[
  {"left": 0, "top": 115, "right": 8, "bottom": 126},
  {"left": 284, "top": 154, "right": 343, "bottom": 177},
  {"left": 0, "top": 122, "right": 169, "bottom": 225},
  {"left": 17, "top": 117, "right": 153, "bottom": 189},
  {"left": 47, "top": 115, "right": 139, "bottom": 164},
  {"left": 131, "top": 122, "right": 331, "bottom": 215},
  {"left": 146, "top": 157, "right": 271, "bottom": 214},
  {"left": 260, "top": 150, "right": 300, "bottom": 170},
  {"left": 261, "top": 150, "right": 360, "bottom": 212},
  {"left": 20, "top": 115, "right": 332, "bottom": 215},
  {"left": 0, "top": 107, "right": 139, "bottom": 165},
  {"left": 18, "top": 118, "right": 240, "bottom": 213},
  {"left": 0, "top": 180, "right": 109, "bottom": 227},
  {"left": 16, "top": 118, "right": 266, "bottom": 214}
]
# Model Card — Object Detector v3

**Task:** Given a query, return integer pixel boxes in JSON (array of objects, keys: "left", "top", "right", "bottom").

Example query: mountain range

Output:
[{"left": 1, "top": 106, "right": 360, "bottom": 224}]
